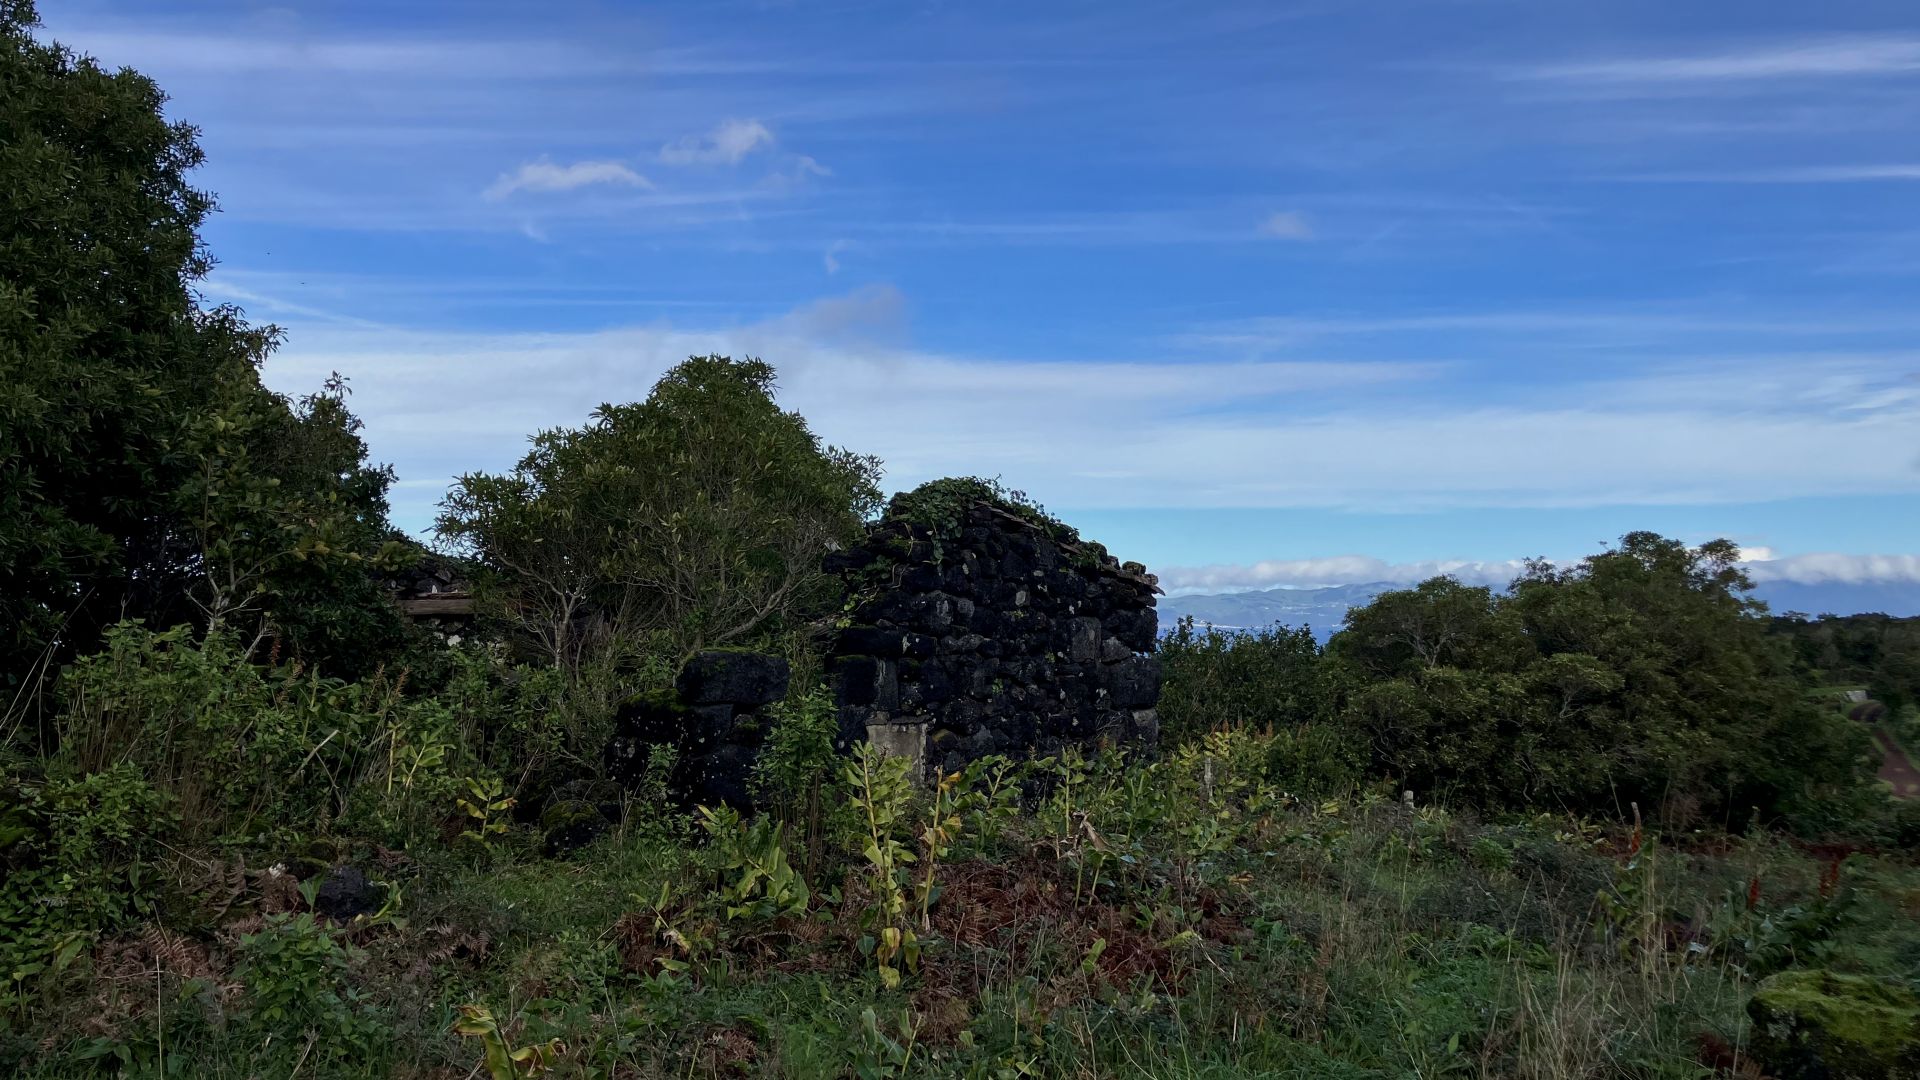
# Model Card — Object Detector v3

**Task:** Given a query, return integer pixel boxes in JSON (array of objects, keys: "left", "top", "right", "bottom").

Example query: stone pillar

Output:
[{"left": 865, "top": 716, "right": 930, "bottom": 779}]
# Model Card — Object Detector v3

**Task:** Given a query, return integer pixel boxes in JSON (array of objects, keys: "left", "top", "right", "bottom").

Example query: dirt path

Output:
[{"left": 1872, "top": 727, "right": 1920, "bottom": 799}]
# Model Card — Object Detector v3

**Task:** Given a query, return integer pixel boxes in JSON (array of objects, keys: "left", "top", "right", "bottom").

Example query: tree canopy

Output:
[
  {"left": 1325, "top": 532, "right": 1874, "bottom": 825},
  {"left": 438, "top": 355, "right": 882, "bottom": 666},
  {"left": 0, "top": 0, "right": 402, "bottom": 695}
]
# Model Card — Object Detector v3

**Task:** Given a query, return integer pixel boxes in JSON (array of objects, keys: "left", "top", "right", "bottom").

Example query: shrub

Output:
[
  {"left": 886, "top": 476, "right": 1108, "bottom": 566},
  {"left": 51, "top": 622, "right": 472, "bottom": 846},
  {"left": 0, "top": 763, "right": 172, "bottom": 974},
  {"left": 1327, "top": 535, "right": 1877, "bottom": 825},
  {"left": 1157, "top": 616, "right": 1327, "bottom": 746},
  {"left": 751, "top": 688, "right": 853, "bottom": 868},
  {"left": 236, "top": 913, "right": 388, "bottom": 1064},
  {"left": 1264, "top": 722, "right": 1365, "bottom": 798}
]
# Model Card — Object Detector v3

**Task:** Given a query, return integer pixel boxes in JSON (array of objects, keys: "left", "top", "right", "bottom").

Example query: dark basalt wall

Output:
[
  {"left": 823, "top": 500, "right": 1162, "bottom": 774},
  {"left": 607, "top": 651, "right": 792, "bottom": 809},
  {"left": 604, "top": 500, "right": 1161, "bottom": 809}
]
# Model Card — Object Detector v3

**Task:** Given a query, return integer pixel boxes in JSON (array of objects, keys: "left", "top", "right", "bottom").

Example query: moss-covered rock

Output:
[
  {"left": 620, "top": 686, "right": 688, "bottom": 715},
  {"left": 540, "top": 798, "right": 609, "bottom": 854},
  {"left": 676, "top": 650, "right": 790, "bottom": 707},
  {"left": 1748, "top": 969, "right": 1920, "bottom": 1079},
  {"left": 284, "top": 836, "right": 345, "bottom": 881}
]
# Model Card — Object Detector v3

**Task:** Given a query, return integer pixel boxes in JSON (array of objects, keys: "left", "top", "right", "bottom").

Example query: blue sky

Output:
[{"left": 39, "top": 0, "right": 1920, "bottom": 592}]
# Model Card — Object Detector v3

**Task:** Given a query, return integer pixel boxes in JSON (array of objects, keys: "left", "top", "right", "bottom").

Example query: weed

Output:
[
  {"left": 698, "top": 805, "right": 811, "bottom": 921},
  {"left": 847, "top": 742, "right": 919, "bottom": 987},
  {"left": 457, "top": 775, "right": 516, "bottom": 859},
  {"left": 236, "top": 912, "right": 388, "bottom": 1065},
  {"left": 452, "top": 1003, "right": 565, "bottom": 1079}
]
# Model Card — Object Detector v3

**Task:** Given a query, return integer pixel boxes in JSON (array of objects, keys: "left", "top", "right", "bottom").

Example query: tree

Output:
[
  {"left": 438, "top": 355, "right": 882, "bottom": 667},
  {"left": 0, "top": 2, "right": 402, "bottom": 703},
  {"left": 435, "top": 433, "right": 626, "bottom": 672},
  {"left": 1771, "top": 611, "right": 1920, "bottom": 718},
  {"left": 1158, "top": 616, "right": 1326, "bottom": 743},
  {"left": 1324, "top": 533, "right": 1875, "bottom": 824},
  {"left": 174, "top": 371, "right": 411, "bottom": 672},
  {"left": 1157, "top": 616, "right": 1364, "bottom": 795},
  {"left": 1331, "top": 577, "right": 1520, "bottom": 676}
]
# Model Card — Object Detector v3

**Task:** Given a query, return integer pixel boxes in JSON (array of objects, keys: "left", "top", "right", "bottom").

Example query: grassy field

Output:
[{"left": 9, "top": 735, "right": 1916, "bottom": 1079}]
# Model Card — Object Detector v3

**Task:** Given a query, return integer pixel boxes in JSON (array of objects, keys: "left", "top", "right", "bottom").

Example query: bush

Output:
[
  {"left": 1264, "top": 723, "right": 1365, "bottom": 798},
  {"left": 49, "top": 622, "right": 474, "bottom": 846},
  {"left": 1157, "top": 616, "right": 1326, "bottom": 746},
  {"left": 1327, "top": 535, "right": 1878, "bottom": 825},
  {"left": 0, "top": 763, "right": 172, "bottom": 973},
  {"left": 237, "top": 913, "right": 389, "bottom": 1064},
  {"left": 751, "top": 687, "right": 854, "bottom": 871},
  {"left": 887, "top": 476, "right": 1108, "bottom": 566}
]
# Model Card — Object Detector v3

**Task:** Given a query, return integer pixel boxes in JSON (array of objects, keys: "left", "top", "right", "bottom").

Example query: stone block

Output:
[
  {"left": 867, "top": 717, "right": 929, "bottom": 779},
  {"left": 676, "top": 651, "right": 791, "bottom": 707},
  {"left": 1105, "top": 608, "right": 1159, "bottom": 653},
  {"left": 1105, "top": 656, "right": 1163, "bottom": 708},
  {"left": 907, "top": 592, "right": 956, "bottom": 632},
  {"left": 837, "top": 626, "right": 906, "bottom": 657},
  {"left": 1069, "top": 616, "right": 1102, "bottom": 661},
  {"left": 835, "top": 655, "right": 899, "bottom": 711}
]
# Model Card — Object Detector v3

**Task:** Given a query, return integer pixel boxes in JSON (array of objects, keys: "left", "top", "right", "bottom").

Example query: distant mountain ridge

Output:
[
  {"left": 1157, "top": 582, "right": 1397, "bottom": 640},
  {"left": 1158, "top": 580, "right": 1920, "bottom": 641}
]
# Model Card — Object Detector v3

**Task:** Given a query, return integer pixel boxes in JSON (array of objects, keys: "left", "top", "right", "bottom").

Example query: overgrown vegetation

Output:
[
  {"left": 437, "top": 355, "right": 881, "bottom": 671},
  {"left": 1328, "top": 537, "right": 1876, "bottom": 829},
  {"left": 0, "top": 7, "right": 410, "bottom": 698},
  {"left": 1775, "top": 611, "right": 1920, "bottom": 728},
  {"left": 0, "top": 5, "right": 1913, "bottom": 1076},
  {"left": 7, "top": 721, "right": 1915, "bottom": 1077},
  {"left": 887, "top": 477, "right": 1112, "bottom": 568}
]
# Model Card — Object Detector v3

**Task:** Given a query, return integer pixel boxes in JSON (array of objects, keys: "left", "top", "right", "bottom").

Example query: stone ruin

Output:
[
  {"left": 823, "top": 500, "right": 1163, "bottom": 777},
  {"left": 380, "top": 553, "right": 476, "bottom": 642},
  {"left": 606, "top": 650, "right": 792, "bottom": 809},
  {"left": 603, "top": 495, "right": 1162, "bottom": 809}
]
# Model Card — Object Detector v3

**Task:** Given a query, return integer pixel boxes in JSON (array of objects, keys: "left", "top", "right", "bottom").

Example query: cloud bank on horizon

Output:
[
  {"left": 35, "top": 0, "right": 1920, "bottom": 594},
  {"left": 1157, "top": 552, "right": 1920, "bottom": 596}
]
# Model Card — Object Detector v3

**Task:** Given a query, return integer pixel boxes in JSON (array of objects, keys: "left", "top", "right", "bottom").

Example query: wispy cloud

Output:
[
  {"left": 52, "top": 29, "right": 600, "bottom": 78},
  {"left": 1518, "top": 35, "right": 1920, "bottom": 85},
  {"left": 1170, "top": 309, "right": 1920, "bottom": 356},
  {"left": 766, "top": 154, "right": 833, "bottom": 190},
  {"left": 660, "top": 119, "right": 775, "bottom": 166},
  {"left": 823, "top": 238, "right": 854, "bottom": 274},
  {"left": 1617, "top": 164, "right": 1920, "bottom": 183},
  {"left": 483, "top": 159, "right": 650, "bottom": 200},
  {"left": 1746, "top": 553, "right": 1920, "bottom": 585},
  {"left": 1257, "top": 210, "right": 1314, "bottom": 240},
  {"left": 243, "top": 286, "right": 1920, "bottom": 533},
  {"left": 1161, "top": 556, "right": 1531, "bottom": 593}
]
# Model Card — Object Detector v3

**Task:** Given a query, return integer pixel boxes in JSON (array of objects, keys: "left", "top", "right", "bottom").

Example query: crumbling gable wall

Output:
[
  {"left": 605, "top": 493, "right": 1162, "bottom": 810},
  {"left": 823, "top": 498, "right": 1162, "bottom": 776}
]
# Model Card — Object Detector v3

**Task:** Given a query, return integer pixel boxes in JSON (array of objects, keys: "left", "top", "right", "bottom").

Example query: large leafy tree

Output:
[
  {"left": 173, "top": 370, "right": 411, "bottom": 674},
  {"left": 1158, "top": 616, "right": 1327, "bottom": 745},
  {"left": 0, "top": 2, "right": 401, "bottom": 700},
  {"left": 1327, "top": 533, "right": 1874, "bottom": 824},
  {"left": 439, "top": 355, "right": 882, "bottom": 667}
]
